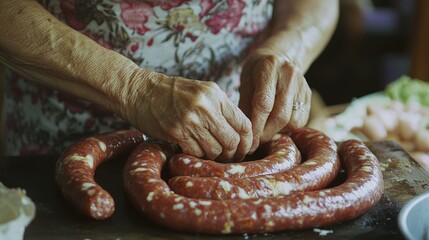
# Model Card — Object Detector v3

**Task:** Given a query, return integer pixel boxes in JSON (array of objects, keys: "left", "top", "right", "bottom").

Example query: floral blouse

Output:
[{"left": 3, "top": 0, "right": 273, "bottom": 155}]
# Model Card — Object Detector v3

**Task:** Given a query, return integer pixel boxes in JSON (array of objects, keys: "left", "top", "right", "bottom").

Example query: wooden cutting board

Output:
[{"left": 1, "top": 140, "right": 428, "bottom": 240}]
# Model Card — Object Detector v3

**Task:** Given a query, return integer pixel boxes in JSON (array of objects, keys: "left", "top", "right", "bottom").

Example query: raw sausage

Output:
[
  {"left": 168, "top": 128, "right": 340, "bottom": 199},
  {"left": 55, "top": 130, "right": 145, "bottom": 220},
  {"left": 123, "top": 138, "right": 384, "bottom": 234},
  {"left": 168, "top": 133, "right": 301, "bottom": 178}
]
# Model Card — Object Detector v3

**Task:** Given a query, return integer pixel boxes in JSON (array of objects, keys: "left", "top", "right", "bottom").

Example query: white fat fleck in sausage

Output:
[
  {"left": 81, "top": 182, "right": 96, "bottom": 191},
  {"left": 185, "top": 181, "right": 194, "bottom": 188},
  {"left": 181, "top": 158, "right": 191, "bottom": 164},
  {"left": 146, "top": 192, "right": 155, "bottom": 202},
  {"left": 65, "top": 154, "right": 95, "bottom": 169},
  {"left": 219, "top": 180, "right": 232, "bottom": 192},
  {"left": 262, "top": 204, "right": 272, "bottom": 218},
  {"left": 198, "top": 200, "right": 212, "bottom": 206},
  {"left": 189, "top": 201, "right": 197, "bottom": 208},
  {"left": 87, "top": 189, "right": 96, "bottom": 196},
  {"left": 98, "top": 140, "right": 107, "bottom": 152},
  {"left": 130, "top": 167, "right": 156, "bottom": 175},
  {"left": 194, "top": 209, "right": 202, "bottom": 216},
  {"left": 304, "top": 161, "right": 317, "bottom": 165},
  {"left": 222, "top": 212, "right": 234, "bottom": 234},
  {"left": 361, "top": 166, "right": 373, "bottom": 172},
  {"left": 159, "top": 150, "right": 167, "bottom": 162},
  {"left": 303, "top": 196, "right": 313, "bottom": 204},
  {"left": 237, "top": 187, "right": 251, "bottom": 199},
  {"left": 271, "top": 134, "right": 281, "bottom": 141},
  {"left": 173, "top": 203, "right": 184, "bottom": 210},
  {"left": 227, "top": 165, "right": 246, "bottom": 175}
]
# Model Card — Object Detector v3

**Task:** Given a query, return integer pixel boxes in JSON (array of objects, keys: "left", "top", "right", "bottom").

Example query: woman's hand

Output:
[
  {"left": 237, "top": 0, "right": 339, "bottom": 153},
  {"left": 239, "top": 49, "right": 311, "bottom": 153},
  {"left": 120, "top": 69, "right": 253, "bottom": 161}
]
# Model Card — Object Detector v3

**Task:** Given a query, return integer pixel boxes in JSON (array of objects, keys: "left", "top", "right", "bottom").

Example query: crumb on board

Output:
[{"left": 313, "top": 228, "right": 334, "bottom": 236}]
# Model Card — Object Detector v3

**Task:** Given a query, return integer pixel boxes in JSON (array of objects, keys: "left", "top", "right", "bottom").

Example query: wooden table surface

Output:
[{"left": 1, "top": 140, "right": 429, "bottom": 240}]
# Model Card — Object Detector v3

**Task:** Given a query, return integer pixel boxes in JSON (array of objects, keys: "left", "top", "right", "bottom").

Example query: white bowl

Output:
[{"left": 398, "top": 191, "right": 429, "bottom": 240}]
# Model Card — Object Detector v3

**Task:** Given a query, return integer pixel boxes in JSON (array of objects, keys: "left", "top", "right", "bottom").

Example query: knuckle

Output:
[
  {"left": 200, "top": 81, "right": 221, "bottom": 96},
  {"left": 242, "top": 121, "right": 252, "bottom": 135},
  {"left": 281, "top": 59, "right": 299, "bottom": 73},
  {"left": 224, "top": 133, "right": 240, "bottom": 151},
  {"left": 180, "top": 142, "right": 204, "bottom": 158},
  {"left": 181, "top": 112, "right": 199, "bottom": 127},
  {"left": 168, "top": 124, "right": 186, "bottom": 141},
  {"left": 260, "top": 54, "right": 280, "bottom": 66},
  {"left": 192, "top": 93, "right": 209, "bottom": 108},
  {"left": 204, "top": 81, "right": 220, "bottom": 89},
  {"left": 238, "top": 117, "right": 252, "bottom": 134},
  {"left": 253, "top": 93, "right": 274, "bottom": 114},
  {"left": 207, "top": 147, "right": 222, "bottom": 160}
]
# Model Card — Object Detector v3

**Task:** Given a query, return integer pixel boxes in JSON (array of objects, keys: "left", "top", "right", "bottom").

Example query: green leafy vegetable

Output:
[{"left": 385, "top": 75, "right": 429, "bottom": 106}]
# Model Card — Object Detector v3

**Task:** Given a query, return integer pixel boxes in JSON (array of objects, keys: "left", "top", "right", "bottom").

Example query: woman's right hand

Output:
[{"left": 118, "top": 69, "right": 253, "bottom": 161}]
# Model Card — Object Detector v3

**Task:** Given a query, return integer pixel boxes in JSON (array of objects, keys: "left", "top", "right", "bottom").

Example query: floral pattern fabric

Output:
[{"left": 3, "top": 0, "right": 273, "bottom": 155}]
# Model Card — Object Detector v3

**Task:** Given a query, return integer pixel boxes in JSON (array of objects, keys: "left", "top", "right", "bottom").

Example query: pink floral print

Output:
[
  {"left": 4, "top": 0, "right": 274, "bottom": 155},
  {"left": 120, "top": 1, "right": 154, "bottom": 35},
  {"left": 202, "top": 0, "right": 246, "bottom": 34}
]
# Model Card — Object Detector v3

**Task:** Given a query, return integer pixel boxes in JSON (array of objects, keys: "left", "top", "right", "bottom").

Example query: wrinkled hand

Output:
[
  {"left": 120, "top": 69, "right": 253, "bottom": 161},
  {"left": 239, "top": 50, "right": 311, "bottom": 153}
]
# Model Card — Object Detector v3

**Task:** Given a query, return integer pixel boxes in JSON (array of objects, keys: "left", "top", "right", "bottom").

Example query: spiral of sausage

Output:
[
  {"left": 168, "top": 133, "right": 301, "bottom": 178},
  {"left": 123, "top": 137, "right": 384, "bottom": 234},
  {"left": 168, "top": 128, "right": 340, "bottom": 199},
  {"left": 55, "top": 130, "right": 145, "bottom": 220},
  {"left": 55, "top": 127, "right": 384, "bottom": 234}
]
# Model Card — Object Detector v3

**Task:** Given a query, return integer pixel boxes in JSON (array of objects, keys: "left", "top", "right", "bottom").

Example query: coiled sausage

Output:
[
  {"left": 168, "top": 133, "right": 301, "bottom": 178},
  {"left": 168, "top": 128, "right": 340, "bottom": 199},
  {"left": 123, "top": 138, "right": 384, "bottom": 234}
]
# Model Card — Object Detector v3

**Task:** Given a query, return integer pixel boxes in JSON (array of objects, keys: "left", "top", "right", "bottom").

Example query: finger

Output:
[
  {"left": 249, "top": 58, "right": 278, "bottom": 153},
  {"left": 219, "top": 103, "right": 253, "bottom": 161},
  {"left": 260, "top": 70, "right": 296, "bottom": 142},
  {"left": 186, "top": 117, "right": 223, "bottom": 160},
  {"left": 260, "top": 92, "right": 293, "bottom": 143},
  {"left": 210, "top": 118, "right": 240, "bottom": 162},
  {"left": 285, "top": 85, "right": 312, "bottom": 130},
  {"left": 178, "top": 135, "right": 205, "bottom": 158}
]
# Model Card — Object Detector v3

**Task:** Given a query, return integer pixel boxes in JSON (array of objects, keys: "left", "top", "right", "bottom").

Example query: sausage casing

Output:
[
  {"left": 55, "top": 130, "right": 145, "bottom": 219},
  {"left": 168, "top": 128, "right": 340, "bottom": 199},
  {"left": 123, "top": 138, "right": 384, "bottom": 234}
]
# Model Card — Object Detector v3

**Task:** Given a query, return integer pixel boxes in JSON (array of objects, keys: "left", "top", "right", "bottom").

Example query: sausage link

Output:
[
  {"left": 168, "top": 128, "right": 340, "bottom": 199},
  {"left": 55, "top": 130, "right": 145, "bottom": 220},
  {"left": 123, "top": 138, "right": 383, "bottom": 234},
  {"left": 168, "top": 133, "right": 301, "bottom": 178}
]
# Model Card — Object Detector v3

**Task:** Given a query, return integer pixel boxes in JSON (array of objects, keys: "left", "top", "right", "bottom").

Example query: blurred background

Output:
[{"left": 306, "top": 0, "right": 428, "bottom": 106}]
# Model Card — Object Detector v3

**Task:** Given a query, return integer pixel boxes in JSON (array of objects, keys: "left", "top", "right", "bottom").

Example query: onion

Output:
[
  {"left": 414, "top": 128, "right": 429, "bottom": 152},
  {"left": 410, "top": 152, "right": 429, "bottom": 170},
  {"left": 389, "top": 100, "right": 404, "bottom": 112},
  {"left": 405, "top": 100, "right": 422, "bottom": 113},
  {"left": 397, "top": 112, "right": 421, "bottom": 141},
  {"left": 367, "top": 105, "right": 398, "bottom": 132},
  {"left": 362, "top": 115, "right": 387, "bottom": 141}
]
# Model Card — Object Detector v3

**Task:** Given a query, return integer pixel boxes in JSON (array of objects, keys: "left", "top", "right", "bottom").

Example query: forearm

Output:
[
  {"left": 0, "top": 0, "right": 144, "bottom": 114},
  {"left": 261, "top": 0, "right": 339, "bottom": 72}
]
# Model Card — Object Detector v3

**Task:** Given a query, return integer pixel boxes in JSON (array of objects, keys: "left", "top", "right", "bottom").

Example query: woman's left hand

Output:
[{"left": 239, "top": 49, "right": 311, "bottom": 153}]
